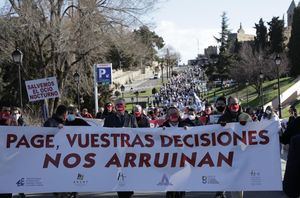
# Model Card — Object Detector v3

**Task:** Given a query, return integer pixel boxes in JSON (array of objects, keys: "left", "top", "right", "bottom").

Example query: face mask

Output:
[
  {"left": 134, "top": 112, "right": 141, "bottom": 117},
  {"left": 169, "top": 114, "right": 179, "bottom": 122},
  {"left": 116, "top": 104, "right": 125, "bottom": 112},
  {"left": 67, "top": 114, "right": 76, "bottom": 122},
  {"left": 188, "top": 115, "right": 195, "bottom": 120},
  {"left": 216, "top": 106, "right": 226, "bottom": 112},
  {"left": 229, "top": 104, "right": 239, "bottom": 112},
  {"left": 12, "top": 114, "right": 21, "bottom": 121}
]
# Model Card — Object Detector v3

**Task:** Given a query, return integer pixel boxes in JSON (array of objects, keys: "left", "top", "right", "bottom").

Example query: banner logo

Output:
[
  {"left": 157, "top": 174, "right": 173, "bottom": 186},
  {"left": 250, "top": 170, "right": 262, "bottom": 186},
  {"left": 16, "top": 178, "right": 43, "bottom": 187},
  {"left": 73, "top": 173, "right": 88, "bottom": 186},
  {"left": 202, "top": 176, "right": 219, "bottom": 184},
  {"left": 16, "top": 178, "right": 25, "bottom": 187}
]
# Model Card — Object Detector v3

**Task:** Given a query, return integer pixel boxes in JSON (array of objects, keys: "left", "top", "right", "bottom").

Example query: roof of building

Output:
[
  {"left": 287, "top": 0, "right": 296, "bottom": 13},
  {"left": 237, "top": 23, "right": 245, "bottom": 34}
]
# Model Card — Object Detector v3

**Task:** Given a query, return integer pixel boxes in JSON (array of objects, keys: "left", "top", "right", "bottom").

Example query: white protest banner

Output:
[
  {"left": 25, "top": 77, "right": 60, "bottom": 102},
  {"left": 0, "top": 121, "right": 282, "bottom": 193}
]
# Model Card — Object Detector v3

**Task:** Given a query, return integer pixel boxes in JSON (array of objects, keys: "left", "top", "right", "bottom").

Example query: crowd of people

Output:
[{"left": 1, "top": 68, "right": 300, "bottom": 198}]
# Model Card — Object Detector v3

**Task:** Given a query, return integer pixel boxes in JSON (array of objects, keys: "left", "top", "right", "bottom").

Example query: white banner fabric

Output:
[{"left": 0, "top": 121, "right": 282, "bottom": 193}]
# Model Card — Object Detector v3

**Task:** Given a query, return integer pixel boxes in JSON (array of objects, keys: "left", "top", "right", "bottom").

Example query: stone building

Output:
[{"left": 285, "top": 0, "right": 300, "bottom": 44}]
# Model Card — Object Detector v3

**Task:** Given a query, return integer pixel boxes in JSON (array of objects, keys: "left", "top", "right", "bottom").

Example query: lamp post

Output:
[
  {"left": 12, "top": 48, "right": 24, "bottom": 109},
  {"left": 246, "top": 81, "right": 249, "bottom": 106},
  {"left": 160, "top": 60, "right": 164, "bottom": 84},
  {"left": 259, "top": 72, "right": 264, "bottom": 108},
  {"left": 120, "top": 85, "right": 125, "bottom": 98},
  {"left": 131, "top": 97, "right": 134, "bottom": 110},
  {"left": 73, "top": 71, "right": 80, "bottom": 109},
  {"left": 275, "top": 55, "right": 282, "bottom": 118},
  {"left": 134, "top": 91, "right": 139, "bottom": 104}
]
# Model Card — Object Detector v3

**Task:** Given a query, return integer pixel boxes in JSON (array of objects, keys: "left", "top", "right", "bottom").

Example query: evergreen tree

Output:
[
  {"left": 214, "top": 12, "right": 232, "bottom": 82},
  {"left": 288, "top": 6, "right": 300, "bottom": 77},
  {"left": 254, "top": 18, "right": 268, "bottom": 52},
  {"left": 268, "top": 17, "right": 285, "bottom": 54}
]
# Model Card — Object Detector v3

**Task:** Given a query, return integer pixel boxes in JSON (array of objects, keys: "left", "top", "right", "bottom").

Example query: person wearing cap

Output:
[
  {"left": 99, "top": 102, "right": 114, "bottom": 120},
  {"left": 133, "top": 105, "right": 150, "bottom": 128},
  {"left": 218, "top": 96, "right": 242, "bottom": 124},
  {"left": 103, "top": 98, "right": 137, "bottom": 198}
]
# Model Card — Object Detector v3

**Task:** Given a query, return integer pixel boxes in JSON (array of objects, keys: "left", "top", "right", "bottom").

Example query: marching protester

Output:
[
  {"left": 261, "top": 105, "right": 279, "bottom": 121},
  {"left": 7, "top": 107, "right": 26, "bottom": 126},
  {"left": 218, "top": 96, "right": 243, "bottom": 124},
  {"left": 199, "top": 103, "right": 213, "bottom": 125},
  {"left": 183, "top": 107, "right": 201, "bottom": 126},
  {"left": 98, "top": 102, "right": 114, "bottom": 120},
  {"left": 95, "top": 107, "right": 104, "bottom": 119},
  {"left": 0, "top": 106, "right": 11, "bottom": 125},
  {"left": 286, "top": 105, "right": 297, "bottom": 128},
  {"left": 161, "top": 106, "right": 193, "bottom": 198},
  {"left": 80, "top": 108, "right": 93, "bottom": 118},
  {"left": 65, "top": 106, "right": 90, "bottom": 126},
  {"left": 103, "top": 98, "right": 137, "bottom": 198},
  {"left": 133, "top": 105, "right": 150, "bottom": 128},
  {"left": 44, "top": 105, "right": 68, "bottom": 127},
  {"left": 216, "top": 96, "right": 251, "bottom": 198},
  {"left": 43, "top": 105, "right": 70, "bottom": 198}
]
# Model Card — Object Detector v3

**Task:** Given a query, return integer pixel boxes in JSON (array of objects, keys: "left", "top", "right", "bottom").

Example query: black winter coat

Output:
[
  {"left": 65, "top": 118, "right": 90, "bottom": 126},
  {"left": 218, "top": 109, "right": 241, "bottom": 124},
  {"left": 103, "top": 112, "right": 138, "bottom": 128},
  {"left": 43, "top": 114, "right": 65, "bottom": 127},
  {"left": 283, "top": 135, "right": 300, "bottom": 198},
  {"left": 281, "top": 116, "right": 300, "bottom": 145},
  {"left": 135, "top": 114, "right": 150, "bottom": 128}
]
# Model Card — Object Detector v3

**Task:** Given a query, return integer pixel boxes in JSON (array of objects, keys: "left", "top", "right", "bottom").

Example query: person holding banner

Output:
[
  {"left": 161, "top": 106, "right": 193, "bottom": 198},
  {"left": 103, "top": 98, "right": 137, "bottom": 198},
  {"left": 44, "top": 105, "right": 68, "bottom": 127},
  {"left": 218, "top": 96, "right": 242, "bottom": 125},
  {"left": 133, "top": 105, "right": 150, "bottom": 128},
  {"left": 217, "top": 96, "right": 250, "bottom": 198}
]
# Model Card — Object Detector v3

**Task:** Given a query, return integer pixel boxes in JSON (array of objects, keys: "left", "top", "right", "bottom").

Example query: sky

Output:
[
  {"left": 149, "top": 0, "right": 298, "bottom": 64},
  {"left": 0, "top": 0, "right": 297, "bottom": 64}
]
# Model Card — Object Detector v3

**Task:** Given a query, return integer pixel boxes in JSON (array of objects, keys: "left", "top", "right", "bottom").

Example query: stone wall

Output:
[
  {"left": 264, "top": 76, "right": 300, "bottom": 109},
  {"left": 112, "top": 67, "right": 154, "bottom": 86}
]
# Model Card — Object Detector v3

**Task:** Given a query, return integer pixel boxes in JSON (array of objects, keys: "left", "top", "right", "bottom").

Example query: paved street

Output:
[{"left": 19, "top": 191, "right": 288, "bottom": 198}]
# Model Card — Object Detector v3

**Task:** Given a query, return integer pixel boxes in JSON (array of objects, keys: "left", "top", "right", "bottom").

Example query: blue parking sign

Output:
[{"left": 96, "top": 64, "right": 112, "bottom": 84}]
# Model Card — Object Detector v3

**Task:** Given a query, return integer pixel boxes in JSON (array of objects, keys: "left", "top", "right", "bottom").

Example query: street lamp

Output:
[
  {"left": 259, "top": 72, "right": 264, "bottom": 107},
  {"left": 275, "top": 55, "right": 282, "bottom": 118},
  {"left": 73, "top": 71, "right": 80, "bottom": 109},
  {"left": 134, "top": 91, "right": 139, "bottom": 104},
  {"left": 131, "top": 97, "right": 134, "bottom": 110},
  {"left": 12, "top": 48, "right": 24, "bottom": 109},
  {"left": 245, "top": 81, "right": 249, "bottom": 106},
  {"left": 160, "top": 59, "right": 164, "bottom": 84},
  {"left": 120, "top": 85, "right": 125, "bottom": 98}
]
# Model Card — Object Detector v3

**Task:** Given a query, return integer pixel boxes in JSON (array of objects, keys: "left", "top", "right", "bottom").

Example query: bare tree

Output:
[
  {"left": 0, "top": 0, "right": 158, "bottom": 114},
  {"left": 230, "top": 42, "right": 288, "bottom": 95}
]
